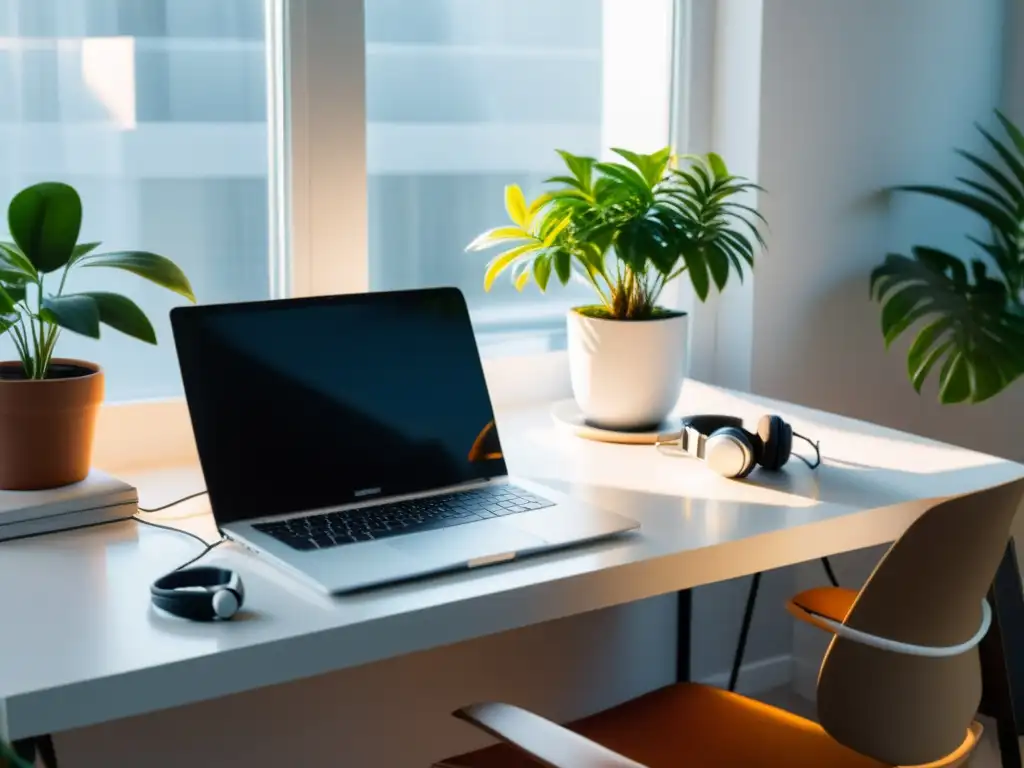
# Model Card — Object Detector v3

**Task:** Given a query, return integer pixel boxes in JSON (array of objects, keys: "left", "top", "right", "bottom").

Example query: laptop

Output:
[{"left": 170, "top": 287, "right": 638, "bottom": 594}]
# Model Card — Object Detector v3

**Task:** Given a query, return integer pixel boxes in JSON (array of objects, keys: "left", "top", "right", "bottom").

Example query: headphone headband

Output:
[
  {"left": 677, "top": 414, "right": 746, "bottom": 461},
  {"left": 681, "top": 414, "right": 744, "bottom": 435},
  {"left": 151, "top": 566, "right": 244, "bottom": 621}
]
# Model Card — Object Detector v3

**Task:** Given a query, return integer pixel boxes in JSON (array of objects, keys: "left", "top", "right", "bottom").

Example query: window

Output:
[
  {"left": 0, "top": 0, "right": 690, "bottom": 466},
  {"left": 0, "top": 0, "right": 276, "bottom": 401},
  {"left": 365, "top": 0, "right": 676, "bottom": 356}
]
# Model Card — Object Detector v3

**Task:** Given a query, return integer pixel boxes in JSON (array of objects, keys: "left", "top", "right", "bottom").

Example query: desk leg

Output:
[
  {"left": 11, "top": 734, "right": 59, "bottom": 768},
  {"left": 676, "top": 589, "right": 692, "bottom": 683},
  {"left": 979, "top": 541, "right": 1024, "bottom": 768}
]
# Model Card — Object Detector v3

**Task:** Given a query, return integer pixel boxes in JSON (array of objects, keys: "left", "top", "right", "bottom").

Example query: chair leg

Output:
[
  {"left": 728, "top": 571, "right": 762, "bottom": 692},
  {"left": 821, "top": 556, "right": 839, "bottom": 587}
]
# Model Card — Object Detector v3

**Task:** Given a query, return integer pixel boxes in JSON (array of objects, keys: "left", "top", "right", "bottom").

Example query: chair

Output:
[{"left": 433, "top": 480, "right": 1024, "bottom": 767}]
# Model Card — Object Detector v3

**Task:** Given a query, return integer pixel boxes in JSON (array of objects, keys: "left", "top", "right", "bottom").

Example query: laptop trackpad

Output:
[{"left": 390, "top": 520, "right": 546, "bottom": 566}]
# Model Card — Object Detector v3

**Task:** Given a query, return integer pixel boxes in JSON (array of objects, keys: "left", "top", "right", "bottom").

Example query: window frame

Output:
[{"left": 93, "top": 0, "right": 711, "bottom": 473}]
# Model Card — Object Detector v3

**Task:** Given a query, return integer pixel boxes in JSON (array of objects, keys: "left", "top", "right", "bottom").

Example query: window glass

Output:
[
  {"left": 366, "top": 0, "right": 675, "bottom": 356},
  {"left": 0, "top": 0, "right": 273, "bottom": 400}
]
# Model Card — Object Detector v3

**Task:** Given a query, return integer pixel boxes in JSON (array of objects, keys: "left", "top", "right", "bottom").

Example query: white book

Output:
[{"left": 0, "top": 470, "right": 138, "bottom": 541}]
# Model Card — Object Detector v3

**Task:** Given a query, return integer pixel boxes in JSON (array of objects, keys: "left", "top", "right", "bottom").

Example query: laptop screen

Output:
[{"left": 171, "top": 288, "right": 508, "bottom": 526}]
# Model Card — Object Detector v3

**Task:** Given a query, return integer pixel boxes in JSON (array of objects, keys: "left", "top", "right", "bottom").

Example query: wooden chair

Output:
[{"left": 433, "top": 480, "right": 1024, "bottom": 767}]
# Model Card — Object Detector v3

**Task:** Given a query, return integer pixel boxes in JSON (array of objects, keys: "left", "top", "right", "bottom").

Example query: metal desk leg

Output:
[
  {"left": 979, "top": 541, "right": 1024, "bottom": 768},
  {"left": 11, "top": 734, "right": 59, "bottom": 768},
  {"left": 676, "top": 589, "right": 692, "bottom": 683},
  {"left": 728, "top": 571, "right": 762, "bottom": 692}
]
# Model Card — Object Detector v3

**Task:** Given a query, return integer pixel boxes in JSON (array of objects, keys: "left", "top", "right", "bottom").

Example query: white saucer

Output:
[{"left": 550, "top": 399, "right": 682, "bottom": 445}]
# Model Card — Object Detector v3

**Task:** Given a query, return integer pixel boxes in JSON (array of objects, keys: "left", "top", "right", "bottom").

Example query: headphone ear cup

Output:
[
  {"left": 705, "top": 427, "right": 756, "bottom": 479},
  {"left": 777, "top": 419, "right": 793, "bottom": 466},
  {"left": 757, "top": 415, "right": 793, "bottom": 470}
]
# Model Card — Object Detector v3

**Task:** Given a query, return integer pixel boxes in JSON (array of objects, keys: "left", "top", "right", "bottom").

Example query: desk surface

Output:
[{"left": 2, "top": 381, "right": 1022, "bottom": 740}]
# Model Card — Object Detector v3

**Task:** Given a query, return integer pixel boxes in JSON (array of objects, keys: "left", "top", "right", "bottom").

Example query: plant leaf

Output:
[
  {"left": 3, "top": 283, "right": 26, "bottom": 304},
  {"left": 79, "top": 251, "right": 196, "bottom": 302},
  {"left": 894, "top": 184, "right": 1018, "bottom": 236},
  {"left": 937, "top": 352, "right": 971, "bottom": 404},
  {"left": 955, "top": 177, "right": 1015, "bottom": 214},
  {"left": 870, "top": 251, "right": 1024, "bottom": 403},
  {"left": 704, "top": 243, "right": 731, "bottom": 291},
  {"left": 527, "top": 192, "right": 554, "bottom": 215},
  {"left": 532, "top": 253, "right": 552, "bottom": 291},
  {"left": 0, "top": 283, "right": 16, "bottom": 314},
  {"left": 0, "top": 241, "right": 38, "bottom": 281},
  {"left": 503, "top": 184, "right": 529, "bottom": 228},
  {"left": 553, "top": 249, "right": 572, "bottom": 285},
  {"left": 706, "top": 152, "right": 729, "bottom": 180},
  {"left": 555, "top": 150, "right": 595, "bottom": 194},
  {"left": 466, "top": 226, "right": 530, "bottom": 252},
  {"left": 911, "top": 337, "right": 952, "bottom": 393},
  {"left": 68, "top": 241, "right": 102, "bottom": 266},
  {"left": 976, "top": 124, "right": 1024, "bottom": 194},
  {"left": 996, "top": 109, "right": 1024, "bottom": 157},
  {"left": 955, "top": 149, "right": 1024, "bottom": 206},
  {"left": 80, "top": 291, "right": 157, "bottom": 343},
  {"left": 611, "top": 147, "right": 671, "bottom": 188},
  {"left": 542, "top": 214, "right": 572, "bottom": 247},
  {"left": 681, "top": 245, "right": 710, "bottom": 302},
  {"left": 0, "top": 265, "right": 32, "bottom": 285},
  {"left": 483, "top": 243, "right": 539, "bottom": 292},
  {"left": 42, "top": 294, "right": 100, "bottom": 338},
  {"left": 8, "top": 182, "right": 82, "bottom": 273},
  {"left": 514, "top": 265, "right": 531, "bottom": 291},
  {"left": 594, "top": 162, "right": 654, "bottom": 201}
]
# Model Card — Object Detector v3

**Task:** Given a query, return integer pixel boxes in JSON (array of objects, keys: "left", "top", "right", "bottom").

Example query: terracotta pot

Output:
[{"left": 0, "top": 358, "right": 104, "bottom": 490}]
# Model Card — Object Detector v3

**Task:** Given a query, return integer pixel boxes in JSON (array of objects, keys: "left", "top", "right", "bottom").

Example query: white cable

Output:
[{"left": 802, "top": 599, "right": 991, "bottom": 658}]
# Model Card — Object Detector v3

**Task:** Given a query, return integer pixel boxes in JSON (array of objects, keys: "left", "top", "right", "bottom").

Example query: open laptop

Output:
[{"left": 170, "top": 287, "right": 638, "bottom": 594}]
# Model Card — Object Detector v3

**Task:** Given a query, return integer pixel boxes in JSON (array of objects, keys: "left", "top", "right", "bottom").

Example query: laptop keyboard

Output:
[{"left": 252, "top": 485, "right": 554, "bottom": 552}]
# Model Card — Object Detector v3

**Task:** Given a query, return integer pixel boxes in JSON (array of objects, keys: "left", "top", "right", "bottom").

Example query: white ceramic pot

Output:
[{"left": 566, "top": 309, "right": 688, "bottom": 430}]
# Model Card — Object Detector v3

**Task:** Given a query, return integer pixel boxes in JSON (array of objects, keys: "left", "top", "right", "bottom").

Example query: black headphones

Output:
[
  {"left": 150, "top": 567, "right": 245, "bottom": 621},
  {"left": 660, "top": 414, "right": 820, "bottom": 479}
]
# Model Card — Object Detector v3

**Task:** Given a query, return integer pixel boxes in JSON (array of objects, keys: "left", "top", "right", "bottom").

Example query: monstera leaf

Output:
[
  {"left": 871, "top": 247, "right": 1024, "bottom": 403},
  {"left": 872, "top": 110, "right": 1024, "bottom": 403}
]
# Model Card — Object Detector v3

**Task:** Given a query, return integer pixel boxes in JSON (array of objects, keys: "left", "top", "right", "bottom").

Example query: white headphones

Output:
[{"left": 658, "top": 413, "right": 820, "bottom": 479}]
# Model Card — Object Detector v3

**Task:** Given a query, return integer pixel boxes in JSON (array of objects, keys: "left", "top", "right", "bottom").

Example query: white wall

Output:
[
  {"left": 718, "top": 0, "right": 1012, "bottom": 698},
  {"left": 753, "top": 0, "right": 1012, "bottom": 460}
]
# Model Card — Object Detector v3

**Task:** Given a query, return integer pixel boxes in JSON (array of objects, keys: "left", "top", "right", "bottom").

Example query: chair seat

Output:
[
  {"left": 790, "top": 585, "right": 858, "bottom": 622},
  {"left": 435, "top": 683, "right": 887, "bottom": 768}
]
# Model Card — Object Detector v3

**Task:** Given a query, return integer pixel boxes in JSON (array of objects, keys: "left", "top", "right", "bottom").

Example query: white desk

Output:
[{"left": 1, "top": 381, "right": 1022, "bottom": 745}]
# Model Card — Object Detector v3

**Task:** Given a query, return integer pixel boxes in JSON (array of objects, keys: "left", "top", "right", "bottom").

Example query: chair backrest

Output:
[{"left": 816, "top": 479, "right": 1024, "bottom": 765}]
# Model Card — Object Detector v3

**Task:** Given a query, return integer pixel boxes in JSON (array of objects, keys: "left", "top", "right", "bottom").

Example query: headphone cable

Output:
[
  {"left": 134, "top": 490, "right": 225, "bottom": 570},
  {"left": 137, "top": 489, "right": 208, "bottom": 514},
  {"left": 133, "top": 515, "right": 227, "bottom": 570}
]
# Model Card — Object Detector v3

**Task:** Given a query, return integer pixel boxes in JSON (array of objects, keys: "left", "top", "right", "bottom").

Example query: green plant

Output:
[
  {"left": 871, "top": 110, "right": 1024, "bottom": 404},
  {"left": 0, "top": 740, "right": 32, "bottom": 768},
  {"left": 466, "top": 147, "right": 765, "bottom": 320},
  {"left": 0, "top": 182, "right": 195, "bottom": 379}
]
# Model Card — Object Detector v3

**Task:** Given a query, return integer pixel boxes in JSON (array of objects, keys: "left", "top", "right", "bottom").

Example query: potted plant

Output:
[
  {"left": 467, "top": 147, "right": 765, "bottom": 429},
  {"left": 871, "top": 111, "right": 1024, "bottom": 404},
  {"left": 0, "top": 181, "right": 195, "bottom": 490}
]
